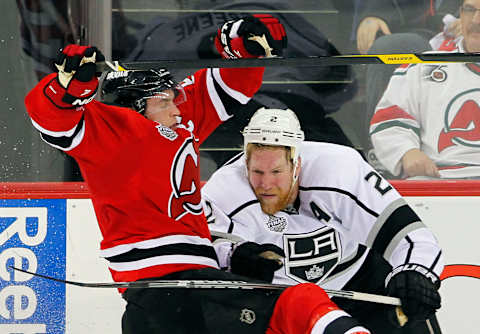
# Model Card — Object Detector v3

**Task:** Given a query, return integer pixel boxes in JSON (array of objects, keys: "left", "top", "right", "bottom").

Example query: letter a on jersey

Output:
[{"left": 168, "top": 137, "right": 203, "bottom": 220}]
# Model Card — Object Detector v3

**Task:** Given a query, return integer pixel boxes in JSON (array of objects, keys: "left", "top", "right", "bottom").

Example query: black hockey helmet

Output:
[{"left": 100, "top": 68, "right": 185, "bottom": 114}]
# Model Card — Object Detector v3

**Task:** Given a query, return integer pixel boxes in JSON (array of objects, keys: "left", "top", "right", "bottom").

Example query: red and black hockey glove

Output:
[
  {"left": 45, "top": 45, "right": 105, "bottom": 108},
  {"left": 230, "top": 242, "right": 285, "bottom": 282},
  {"left": 385, "top": 265, "right": 441, "bottom": 327},
  {"left": 215, "top": 14, "right": 287, "bottom": 59}
]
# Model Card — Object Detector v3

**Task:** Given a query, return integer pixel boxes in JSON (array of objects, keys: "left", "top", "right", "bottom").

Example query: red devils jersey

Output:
[
  {"left": 25, "top": 67, "right": 264, "bottom": 283},
  {"left": 370, "top": 39, "right": 480, "bottom": 178}
]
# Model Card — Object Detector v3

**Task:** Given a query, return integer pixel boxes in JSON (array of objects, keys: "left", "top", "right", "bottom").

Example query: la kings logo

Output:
[{"left": 283, "top": 227, "right": 340, "bottom": 284}]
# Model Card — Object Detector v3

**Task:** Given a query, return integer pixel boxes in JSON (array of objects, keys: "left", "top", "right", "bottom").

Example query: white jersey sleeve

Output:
[
  {"left": 300, "top": 143, "right": 444, "bottom": 281},
  {"left": 369, "top": 64, "right": 423, "bottom": 176}
]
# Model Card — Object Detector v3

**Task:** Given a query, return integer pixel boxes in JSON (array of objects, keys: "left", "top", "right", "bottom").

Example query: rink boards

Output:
[{"left": 0, "top": 181, "right": 479, "bottom": 333}]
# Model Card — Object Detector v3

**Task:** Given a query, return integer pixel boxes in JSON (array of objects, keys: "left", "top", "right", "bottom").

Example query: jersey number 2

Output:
[{"left": 364, "top": 171, "right": 392, "bottom": 195}]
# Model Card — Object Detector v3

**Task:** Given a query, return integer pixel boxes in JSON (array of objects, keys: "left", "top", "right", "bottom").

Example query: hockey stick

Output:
[
  {"left": 11, "top": 266, "right": 408, "bottom": 326},
  {"left": 11, "top": 266, "right": 400, "bottom": 306},
  {"left": 98, "top": 53, "right": 480, "bottom": 71}
]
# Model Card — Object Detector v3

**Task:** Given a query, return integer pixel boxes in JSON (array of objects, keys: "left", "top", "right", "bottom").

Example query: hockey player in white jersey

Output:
[
  {"left": 370, "top": 0, "right": 480, "bottom": 179},
  {"left": 202, "top": 107, "right": 444, "bottom": 333}
]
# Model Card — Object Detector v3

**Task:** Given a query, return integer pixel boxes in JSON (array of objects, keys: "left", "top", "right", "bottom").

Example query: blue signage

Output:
[{"left": 0, "top": 199, "right": 66, "bottom": 334}]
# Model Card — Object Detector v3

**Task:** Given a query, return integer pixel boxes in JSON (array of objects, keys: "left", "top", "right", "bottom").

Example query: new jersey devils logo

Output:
[
  {"left": 438, "top": 89, "right": 480, "bottom": 152},
  {"left": 168, "top": 136, "right": 203, "bottom": 220}
]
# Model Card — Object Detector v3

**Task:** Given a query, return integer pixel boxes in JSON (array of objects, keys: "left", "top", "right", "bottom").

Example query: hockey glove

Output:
[
  {"left": 215, "top": 14, "right": 287, "bottom": 59},
  {"left": 46, "top": 45, "right": 105, "bottom": 108},
  {"left": 230, "top": 242, "right": 285, "bottom": 282},
  {"left": 386, "top": 265, "right": 441, "bottom": 326}
]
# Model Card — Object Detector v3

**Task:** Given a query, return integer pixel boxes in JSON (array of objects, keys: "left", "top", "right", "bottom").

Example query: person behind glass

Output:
[
  {"left": 370, "top": 0, "right": 480, "bottom": 179},
  {"left": 355, "top": 0, "right": 462, "bottom": 155},
  {"left": 24, "top": 15, "right": 371, "bottom": 334},
  {"left": 202, "top": 107, "right": 443, "bottom": 333}
]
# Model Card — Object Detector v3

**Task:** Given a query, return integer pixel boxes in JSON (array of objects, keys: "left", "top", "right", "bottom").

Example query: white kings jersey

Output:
[
  {"left": 202, "top": 142, "right": 444, "bottom": 290},
  {"left": 370, "top": 39, "right": 480, "bottom": 178}
]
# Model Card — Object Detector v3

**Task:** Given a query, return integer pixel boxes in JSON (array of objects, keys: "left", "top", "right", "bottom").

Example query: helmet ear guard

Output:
[
  {"left": 100, "top": 68, "right": 185, "bottom": 114},
  {"left": 243, "top": 107, "right": 305, "bottom": 166}
]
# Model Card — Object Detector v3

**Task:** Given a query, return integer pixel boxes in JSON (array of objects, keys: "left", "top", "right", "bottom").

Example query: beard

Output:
[{"left": 254, "top": 187, "right": 292, "bottom": 215}]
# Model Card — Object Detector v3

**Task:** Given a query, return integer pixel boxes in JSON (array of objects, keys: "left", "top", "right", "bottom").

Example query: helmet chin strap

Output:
[{"left": 286, "top": 160, "right": 299, "bottom": 206}]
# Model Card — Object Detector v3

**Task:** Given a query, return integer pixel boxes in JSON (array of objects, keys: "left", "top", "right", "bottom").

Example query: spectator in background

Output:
[
  {"left": 370, "top": 0, "right": 480, "bottom": 179},
  {"left": 357, "top": 0, "right": 462, "bottom": 154},
  {"left": 127, "top": 0, "right": 359, "bottom": 178},
  {"left": 355, "top": 0, "right": 461, "bottom": 55}
]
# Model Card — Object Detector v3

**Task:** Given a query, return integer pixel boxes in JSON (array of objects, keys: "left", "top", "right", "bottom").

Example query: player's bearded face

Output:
[{"left": 247, "top": 147, "right": 297, "bottom": 215}]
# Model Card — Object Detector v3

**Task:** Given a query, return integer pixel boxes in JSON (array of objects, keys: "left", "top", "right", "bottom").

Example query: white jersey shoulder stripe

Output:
[
  {"left": 100, "top": 234, "right": 214, "bottom": 258},
  {"left": 206, "top": 68, "right": 231, "bottom": 121},
  {"left": 30, "top": 117, "right": 79, "bottom": 137},
  {"left": 212, "top": 68, "right": 250, "bottom": 104},
  {"left": 108, "top": 254, "right": 219, "bottom": 272},
  {"left": 39, "top": 120, "right": 85, "bottom": 152}
]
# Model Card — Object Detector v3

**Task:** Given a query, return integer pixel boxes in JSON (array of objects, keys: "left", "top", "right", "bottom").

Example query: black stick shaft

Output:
[
  {"left": 11, "top": 266, "right": 401, "bottom": 306},
  {"left": 96, "top": 53, "right": 480, "bottom": 71}
]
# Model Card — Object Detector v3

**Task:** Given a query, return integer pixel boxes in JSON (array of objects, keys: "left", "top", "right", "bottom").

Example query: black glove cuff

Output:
[{"left": 386, "top": 263, "right": 440, "bottom": 288}]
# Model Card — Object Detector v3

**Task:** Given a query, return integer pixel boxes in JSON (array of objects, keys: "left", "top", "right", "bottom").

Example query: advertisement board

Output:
[{"left": 0, "top": 199, "right": 66, "bottom": 334}]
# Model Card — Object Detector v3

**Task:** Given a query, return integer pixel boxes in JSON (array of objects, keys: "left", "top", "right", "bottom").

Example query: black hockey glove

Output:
[
  {"left": 230, "top": 242, "right": 285, "bottom": 282},
  {"left": 45, "top": 45, "right": 105, "bottom": 108},
  {"left": 386, "top": 265, "right": 441, "bottom": 326},
  {"left": 215, "top": 14, "right": 287, "bottom": 59}
]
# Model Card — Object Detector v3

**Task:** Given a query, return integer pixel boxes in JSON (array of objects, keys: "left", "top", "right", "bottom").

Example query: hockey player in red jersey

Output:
[{"left": 24, "top": 15, "right": 370, "bottom": 334}]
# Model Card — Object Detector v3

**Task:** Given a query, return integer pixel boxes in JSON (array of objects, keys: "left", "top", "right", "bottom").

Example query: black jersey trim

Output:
[
  {"left": 227, "top": 200, "right": 259, "bottom": 233},
  {"left": 371, "top": 204, "right": 421, "bottom": 256},
  {"left": 105, "top": 243, "right": 219, "bottom": 265},
  {"left": 40, "top": 116, "right": 84, "bottom": 149},
  {"left": 222, "top": 152, "right": 244, "bottom": 167},
  {"left": 404, "top": 235, "right": 414, "bottom": 264},
  {"left": 328, "top": 245, "right": 367, "bottom": 278},
  {"left": 299, "top": 186, "right": 379, "bottom": 218},
  {"left": 430, "top": 250, "right": 442, "bottom": 272},
  {"left": 325, "top": 315, "right": 363, "bottom": 334},
  {"left": 211, "top": 70, "right": 244, "bottom": 118}
]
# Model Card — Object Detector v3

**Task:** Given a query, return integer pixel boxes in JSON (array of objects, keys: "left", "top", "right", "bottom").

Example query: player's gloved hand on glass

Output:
[
  {"left": 46, "top": 44, "right": 105, "bottom": 108},
  {"left": 230, "top": 241, "right": 285, "bottom": 282},
  {"left": 385, "top": 266, "right": 441, "bottom": 327},
  {"left": 215, "top": 14, "right": 287, "bottom": 59}
]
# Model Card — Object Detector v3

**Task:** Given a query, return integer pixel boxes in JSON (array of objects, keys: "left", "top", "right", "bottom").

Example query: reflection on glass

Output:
[{"left": 4, "top": 0, "right": 480, "bottom": 181}]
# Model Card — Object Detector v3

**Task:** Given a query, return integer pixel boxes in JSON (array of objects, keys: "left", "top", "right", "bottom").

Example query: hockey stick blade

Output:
[
  {"left": 97, "top": 53, "right": 480, "bottom": 71},
  {"left": 11, "top": 266, "right": 401, "bottom": 306}
]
